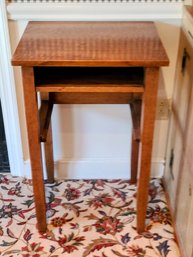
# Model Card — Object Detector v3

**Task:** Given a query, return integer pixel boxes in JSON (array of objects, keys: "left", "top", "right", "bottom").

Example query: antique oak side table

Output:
[{"left": 12, "top": 22, "right": 169, "bottom": 233}]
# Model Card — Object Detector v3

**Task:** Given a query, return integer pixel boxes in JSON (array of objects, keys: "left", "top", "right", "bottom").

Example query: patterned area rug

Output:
[{"left": 0, "top": 174, "right": 180, "bottom": 257}]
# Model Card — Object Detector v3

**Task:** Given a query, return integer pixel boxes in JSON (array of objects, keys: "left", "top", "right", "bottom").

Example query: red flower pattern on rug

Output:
[{"left": 0, "top": 175, "right": 180, "bottom": 256}]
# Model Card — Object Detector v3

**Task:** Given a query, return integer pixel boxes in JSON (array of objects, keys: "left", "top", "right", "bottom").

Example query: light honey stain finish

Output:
[{"left": 12, "top": 21, "right": 169, "bottom": 233}]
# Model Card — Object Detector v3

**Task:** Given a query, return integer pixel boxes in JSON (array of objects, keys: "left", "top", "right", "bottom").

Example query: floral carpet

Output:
[{"left": 0, "top": 174, "right": 181, "bottom": 257}]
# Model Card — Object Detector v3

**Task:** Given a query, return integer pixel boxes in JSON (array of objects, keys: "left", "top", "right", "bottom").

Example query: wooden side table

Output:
[{"left": 12, "top": 21, "right": 169, "bottom": 233}]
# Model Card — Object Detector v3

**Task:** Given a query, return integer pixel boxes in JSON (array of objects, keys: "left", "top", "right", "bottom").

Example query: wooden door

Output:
[
  {"left": 164, "top": 7, "right": 193, "bottom": 257},
  {"left": 164, "top": 29, "right": 193, "bottom": 209}
]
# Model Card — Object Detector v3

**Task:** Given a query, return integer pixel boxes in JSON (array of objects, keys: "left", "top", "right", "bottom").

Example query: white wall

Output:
[
  {"left": 7, "top": 2, "right": 182, "bottom": 179},
  {"left": 0, "top": 2, "right": 24, "bottom": 176}
]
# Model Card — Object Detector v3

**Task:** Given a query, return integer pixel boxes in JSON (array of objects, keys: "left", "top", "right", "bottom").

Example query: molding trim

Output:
[
  {"left": 24, "top": 157, "right": 165, "bottom": 179},
  {"left": 7, "top": 2, "right": 183, "bottom": 22},
  {"left": 6, "top": 0, "right": 185, "bottom": 2},
  {"left": 0, "top": 2, "right": 24, "bottom": 176}
]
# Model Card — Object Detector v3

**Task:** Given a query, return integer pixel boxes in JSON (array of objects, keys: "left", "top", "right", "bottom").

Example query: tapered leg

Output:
[
  {"left": 45, "top": 124, "right": 55, "bottom": 183},
  {"left": 131, "top": 136, "right": 140, "bottom": 183},
  {"left": 130, "top": 100, "right": 142, "bottom": 184},
  {"left": 39, "top": 93, "right": 54, "bottom": 183},
  {"left": 22, "top": 67, "right": 47, "bottom": 232},
  {"left": 137, "top": 68, "right": 159, "bottom": 233}
]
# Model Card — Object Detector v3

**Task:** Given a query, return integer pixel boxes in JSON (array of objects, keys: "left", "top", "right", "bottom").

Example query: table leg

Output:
[
  {"left": 45, "top": 124, "right": 55, "bottom": 183},
  {"left": 22, "top": 67, "right": 47, "bottom": 232},
  {"left": 131, "top": 135, "right": 140, "bottom": 183},
  {"left": 130, "top": 100, "right": 142, "bottom": 184},
  {"left": 137, "top": 67, "right": 159, "bottom": 233}
]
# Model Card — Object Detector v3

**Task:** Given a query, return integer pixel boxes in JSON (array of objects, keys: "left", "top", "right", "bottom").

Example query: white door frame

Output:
[{"left": 0, "top": 2, "right": 24, "bottom": 176}]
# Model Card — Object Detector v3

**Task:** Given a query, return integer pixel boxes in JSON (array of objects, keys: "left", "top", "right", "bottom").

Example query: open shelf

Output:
[{"left": 34, "top": 67, "right": 144, "bottom": 93}]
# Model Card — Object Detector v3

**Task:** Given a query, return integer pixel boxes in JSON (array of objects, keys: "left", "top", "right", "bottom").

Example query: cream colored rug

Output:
[{"left": 0, "top": 174, "right": 180, "bottom": 257}]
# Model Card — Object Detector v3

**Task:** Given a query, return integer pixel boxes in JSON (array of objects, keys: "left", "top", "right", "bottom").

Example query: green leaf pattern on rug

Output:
[{"left": 83, "top": 238, "right": 118, "bottom": 256}]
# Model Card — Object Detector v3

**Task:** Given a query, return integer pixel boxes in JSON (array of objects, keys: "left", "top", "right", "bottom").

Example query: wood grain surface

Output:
[
  {"left": 12, "top": 21, "right": 169, "bottom": 67},
  {"left": 137, "top": 67, "right": 160, "bottom": 232},
  {"left": 13, "top": 21, "right": 169, "bottom": 233},
  {"left": 21, "top": 67, "right": 47, "bottom": 232}
]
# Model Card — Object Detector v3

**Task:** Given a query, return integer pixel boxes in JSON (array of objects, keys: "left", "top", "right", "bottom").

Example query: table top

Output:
[{"left": 12, "top": 21, "right": 169, "bottom": 67}]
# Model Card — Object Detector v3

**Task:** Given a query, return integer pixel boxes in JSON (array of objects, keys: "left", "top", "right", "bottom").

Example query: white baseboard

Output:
[
  {"left": 151, "top": 158, "right": 165, "bottom": 178},
  {"left": 23, "top": 157, "right": 165, "bottom": 179},
  {"left": 54, "top": 158, "right": 131, "bottom": 179}
]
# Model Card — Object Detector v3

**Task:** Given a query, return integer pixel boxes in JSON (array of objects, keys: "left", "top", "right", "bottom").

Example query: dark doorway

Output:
[{"left": 0, "top": 101, "right": 10, "bottom": 172}]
